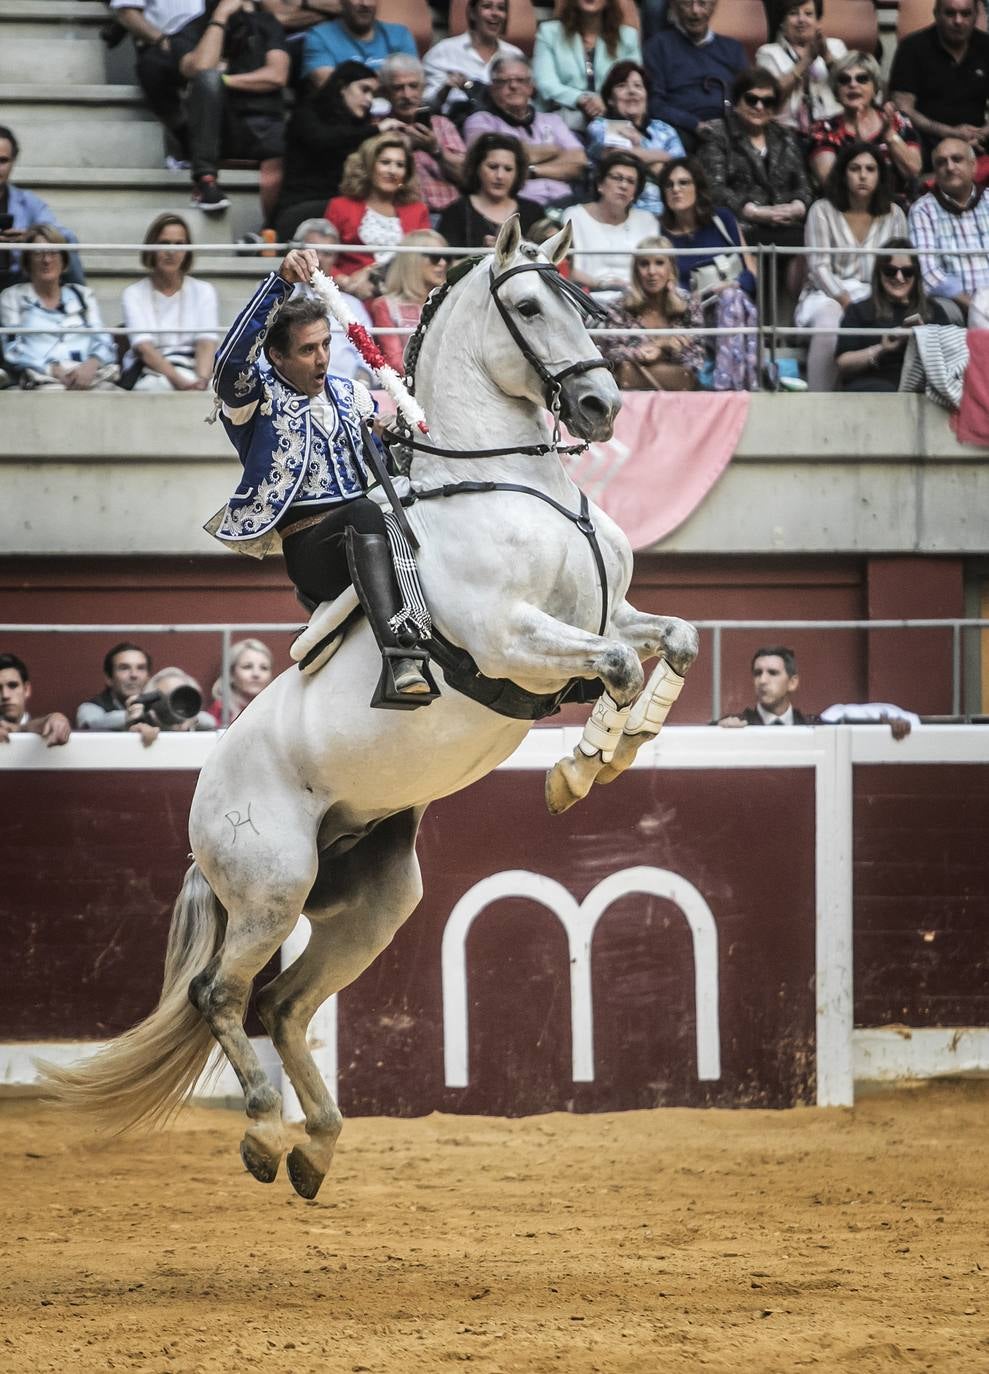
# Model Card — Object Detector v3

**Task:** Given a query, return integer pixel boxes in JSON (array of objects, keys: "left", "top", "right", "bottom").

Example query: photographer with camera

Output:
[{"left": 127, "top": 667, "right": 217, "bottom": 746}]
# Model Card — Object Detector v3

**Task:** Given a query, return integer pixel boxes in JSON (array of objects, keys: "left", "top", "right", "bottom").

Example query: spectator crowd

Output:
[{"left": 2, "top": 0, "right": 989, "bottom": 393}]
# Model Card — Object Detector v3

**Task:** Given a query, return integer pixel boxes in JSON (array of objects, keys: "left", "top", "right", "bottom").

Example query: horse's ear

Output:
[
  {"left": 493, "top": 214, "right": 523, "bottom": 271},
  {"left": 538, "top": 221, "right": 573, "bottom": 266}
]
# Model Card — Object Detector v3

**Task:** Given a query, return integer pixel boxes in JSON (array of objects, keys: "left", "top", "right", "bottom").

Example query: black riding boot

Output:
[{"left": 345, "top": 527, "right": 437, "bottom": 710}]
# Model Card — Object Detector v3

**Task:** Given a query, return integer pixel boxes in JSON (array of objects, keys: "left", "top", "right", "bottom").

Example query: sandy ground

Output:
[{"left": 0, "top": 1084, "right": 987, "bottom": 1374}]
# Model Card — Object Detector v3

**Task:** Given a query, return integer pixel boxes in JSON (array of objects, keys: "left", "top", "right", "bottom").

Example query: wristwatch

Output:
[{"left": 463, "top": 79, "right": 474, "bottom": 93}]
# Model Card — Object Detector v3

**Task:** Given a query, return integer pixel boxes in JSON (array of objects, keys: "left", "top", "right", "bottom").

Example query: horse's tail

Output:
[{"left": 36, "top": 862, "right": 225, "bottom": 1133}]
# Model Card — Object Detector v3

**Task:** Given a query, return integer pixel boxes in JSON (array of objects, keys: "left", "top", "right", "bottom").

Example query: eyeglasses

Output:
[
  {"left": 431, "top": 253, "right": 451, "bottom": 263},
  {"left": 837, "top": 71, "right": 871, "bottom": 86},
  {"left": 492, "top": 75, "right": 530, "bottom": 86},
  {"left": 741, "top": 91, "right": 778, "bottom": 110},
  {"left": 881, "top": 264, "right": 916, "bottom": 281},
  {"left": 604, "top": 172, "right": 639, "bottom": 186}
]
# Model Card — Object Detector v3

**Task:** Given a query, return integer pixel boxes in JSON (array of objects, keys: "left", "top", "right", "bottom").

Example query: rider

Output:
[{"left": 208, "top": 247, "right": 433, "bottom": 709}]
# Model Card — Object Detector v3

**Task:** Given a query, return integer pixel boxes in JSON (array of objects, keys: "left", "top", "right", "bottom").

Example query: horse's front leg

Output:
[{"left": 545, "top": 604, "right": 699, "bottom": 813}]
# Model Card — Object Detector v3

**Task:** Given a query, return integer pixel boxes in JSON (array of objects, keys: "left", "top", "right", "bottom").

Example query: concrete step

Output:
[
  {"left": 88, "top": 270, "right": 270, "bottom": 329},
  {"left": 0, "top": 36, "right": 115, "bottom": 83},
  {"left": 6, "top": 87, "right": 165, "bottom": 167},
  {"left": 0, "top": 0, "right": 106, "bottom": 41}
]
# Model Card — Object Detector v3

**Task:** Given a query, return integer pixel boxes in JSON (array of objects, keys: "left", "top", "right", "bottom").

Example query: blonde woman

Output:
[
  {"left": 208, "top": 638, "right": 273, "bottom": 724},
  {"left": 324, "top": 133, "right": 431, "bottom": 300},
  {"left": 120, "top": 212, "right": 219, "bottom": 391},
  {"left": 368, "top": 230, "right": 450, "bottom": 376},
  {"left": 807, "top": 51, "right": 921, "bottom": 196},
  {"left": 599, "top": 235, "right": 703, "bottom": 390}
]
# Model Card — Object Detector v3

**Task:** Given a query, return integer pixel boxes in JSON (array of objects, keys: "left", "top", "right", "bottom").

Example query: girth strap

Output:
[{"left": 403, "top": 480, "right": 610, "bottom": 638}]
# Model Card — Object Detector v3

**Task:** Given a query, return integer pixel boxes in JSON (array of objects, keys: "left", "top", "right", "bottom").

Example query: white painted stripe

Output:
[
  {"left": 853, "top": 1027, "right": 989, "bottom": 1081},
  {"left": 814, "top": 726, "right": 855, "bottom": 1107},
  {"left": 0, "top": 1037, "right": 279, "bottom": 1099}
]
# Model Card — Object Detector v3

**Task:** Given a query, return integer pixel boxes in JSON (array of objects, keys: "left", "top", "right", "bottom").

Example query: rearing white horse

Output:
[{"left": 41, "top": 219, "right": 698, "bottom": 1199}]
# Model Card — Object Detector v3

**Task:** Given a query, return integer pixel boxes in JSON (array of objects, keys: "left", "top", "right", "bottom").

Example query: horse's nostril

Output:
[{"left": 579, "top": 393, "right": 610, "bottom": 420}]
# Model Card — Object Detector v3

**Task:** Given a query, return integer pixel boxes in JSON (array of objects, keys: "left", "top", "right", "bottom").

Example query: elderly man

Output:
[
  {"left": 377, "top": 54, "right": 466, "bottom": 217},
  {"left": 891, "top": 0, "right": 989, "bottom": 166},
  {"left": 644, "top": 0, "right": 746, "bottom": 147},
  {"left": 908, "top": 136, "right": 989, "bottom": 315},
  {"left": 462, "top": 56, "right": 587, "bottom": 208},
  {"left": 293, "top": 218, "right": 373, "bottom": 382},
  {"left": 302, "top": 0, "right": 417, "bottom": 86},
  {"left": 0, "top": 654, "right": 70, "bottom": 747}
]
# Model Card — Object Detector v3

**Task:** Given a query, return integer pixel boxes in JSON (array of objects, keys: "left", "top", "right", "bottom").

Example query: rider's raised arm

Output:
[{"left": 212, "top": 272, "right": 293, "bottom": 408}]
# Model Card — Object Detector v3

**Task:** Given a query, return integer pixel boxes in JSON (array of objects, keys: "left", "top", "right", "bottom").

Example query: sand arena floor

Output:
[{"left": 0, "top": 1083, "right": 987, "bottom": 1374}]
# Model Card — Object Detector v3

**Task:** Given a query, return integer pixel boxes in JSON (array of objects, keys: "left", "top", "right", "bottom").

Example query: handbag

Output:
[{"left": 689, "top": 215, "right": 745, "bottom": 298}]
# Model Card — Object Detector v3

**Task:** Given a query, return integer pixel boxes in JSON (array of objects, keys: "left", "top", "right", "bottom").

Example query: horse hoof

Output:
[
  {"left": 545, "top": 766, "right": 579, "bottom": 815},
  {"left": 240, "top": 1136, "right": 280, "bottom": 1185},
  {"left": 287, "top": 1145, "right": 326, "bottom": 1200}
]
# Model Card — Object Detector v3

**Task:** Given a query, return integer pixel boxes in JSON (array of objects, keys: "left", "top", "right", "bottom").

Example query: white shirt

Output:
[
  {"left": 422, "top": 32, "right": 524, "bottom": 109},
  {"left": 561, "top": 203, "right": 660, "bottom": 291},
  {"left": 757, "top": 703, "right": 794, "bottom": 725},
  {"left": 110, "top": 0, "right": 204, "bottom": 35},
  {"left": 122, "top": 275, "right": 219, "bottom": 369},
  {"left": 755, "top": 37, "right": 847, "bottom": 129}
]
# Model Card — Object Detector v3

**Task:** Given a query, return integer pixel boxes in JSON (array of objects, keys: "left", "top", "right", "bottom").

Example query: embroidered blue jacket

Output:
[{"left": 211, "top": 272, "right": 375, "bottom": 548}]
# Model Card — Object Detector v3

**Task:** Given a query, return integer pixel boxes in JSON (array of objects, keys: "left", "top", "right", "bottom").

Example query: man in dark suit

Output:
[{"left": 716, "top": 645, "right": 816, "bottom": 726}]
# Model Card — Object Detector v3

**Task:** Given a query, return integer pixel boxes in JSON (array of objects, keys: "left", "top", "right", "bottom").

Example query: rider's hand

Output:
[{"left": 279, "top": 248, "right": 319, "bottom": 285}]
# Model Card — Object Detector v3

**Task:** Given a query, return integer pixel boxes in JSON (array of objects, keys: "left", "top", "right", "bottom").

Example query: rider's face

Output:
[{"left": 271, "top": 319, "right": 331, "bottom": 396}]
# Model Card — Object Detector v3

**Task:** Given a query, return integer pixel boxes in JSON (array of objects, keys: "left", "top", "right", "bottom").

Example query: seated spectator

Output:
[
  {"left": 139, "top": 666, "right": 217, "bottom": 740},
  {"left": 908, "top": 137, "right": 989, "bottom": 316},
  {"left": 120, "top": 213, "right": 219, "bottom": 391},
  {"left": 293, "top": 217, "right": 374, "bottom": 381},
  {"left": 528, "top": 216, "right": 573, "bottom": 275},
  {"left": 0, "top": 226, "right": 118, "bottom": 390},
  {"left": 532, "top": 0, "right": 641, "bottom": 133},
  {"left": 368, "top": 230, "right": 449, "bottom": 374},
  {"left": 585, "top": 61, "right": 685, "bottom": 218},
  {"left": 75, "top": 641, "right": 152, "bottom": 732},
  {"left": 835, "top": 237, "right": 953, "bottom": 391},
  {"left": 697, "top": 67, "right": 811, "bottom": 269},
  {"left": 422, "top": 0, "right": 523, "bottom": 119},
  {"left": 755, "top": 0, "right": 847, "bottom": 135},
  {"left": 274, "top": 59, "right": 378, "bottom": 242},
  {"left": 561, "top": 151, "right": 660, "bottom": 298},
  {"left": 0, "top": 125, "right": 83, "bottom": 292},
  {"left": 325, "top": 132, "right": 431, "bottom": 298},
  {"left": 0, "top": 653, "right": 71, "bottom": 747},
  {"left": 808, "top": 52, "right": 922, "bottom": 199},
  {"left": 598, "top": 234, "right": 703, "bottom": 389},
  {"left": 643, "top": 0, "right": 747, "bottom": 150},
  {"left": 794, "top": 142, "right": 906, "bottom": 391},
  {"left": 438, "top": 133, "right": 541, "bottom": 249},
  {"left": 658, "top": 157, "right": 759, "bottom": 390},
  {"left": 715, "top": 646, "right": 816, "bottom": 726},
  {"left": 463, "top": 57, "right": 588, "bottom": 209},
  {"left": 208, "top": 637, "right": 273, "bottom": 723},
  {"left": 171, "top": 0, "right": 289, "bottom": 217},
  {"left": 891, "top": 0, "right": 989, "bottom": 169},
  {"left": 108, "top": 0, "right": 206, "bottom": 169},
  {"left": 302, "top": 0, "right": 417, "bottom": 87},
  {"left": 377, "top": 55, "right": 467, "bottom": 219}
]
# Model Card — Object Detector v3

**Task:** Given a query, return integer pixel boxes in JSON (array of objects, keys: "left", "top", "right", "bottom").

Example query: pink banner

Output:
[
  {"left": 561, "top": 391, "right": 750, "bottom": 550},
  {"left": 373, "top": 390, "right": 749, "bottom": 551},
  {"left": 952, "top": 331, "right": 989, "bottom": 448}
]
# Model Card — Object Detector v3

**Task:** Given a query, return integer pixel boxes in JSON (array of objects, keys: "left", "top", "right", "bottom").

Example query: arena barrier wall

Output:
[{"left": 1, "top": 727, "right": 987, "bottom": 1115}]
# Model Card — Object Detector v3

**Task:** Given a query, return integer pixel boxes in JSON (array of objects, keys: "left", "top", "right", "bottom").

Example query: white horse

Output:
[{"left": 41, "top": 219, "right": 698, "bottom": 1199}]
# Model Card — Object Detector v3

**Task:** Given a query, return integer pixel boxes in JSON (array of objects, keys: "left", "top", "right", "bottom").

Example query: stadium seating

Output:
[
  {"left": 824, "top": 0, "right": 880, "bottom": 53},
  {"left": 378, "top": 0, "right": 434, "bottom": 54},
  {"left": 709, "top": 0, "right": 768, "bottom": 61}
]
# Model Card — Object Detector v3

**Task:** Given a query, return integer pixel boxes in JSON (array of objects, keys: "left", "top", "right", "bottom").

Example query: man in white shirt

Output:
[
  {"left": 110, "top": 0, "right": 206, "bottom": 162},
  {"left": 422, "top": 0, "right": 523, "bottom": 115}
]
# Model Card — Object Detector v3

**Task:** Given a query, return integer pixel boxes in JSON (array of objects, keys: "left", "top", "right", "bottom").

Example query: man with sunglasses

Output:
[
  {"left": 891, "top": 0, "right": 989, "bottom": 166},
  {"left": 908, "top": 136, "right": 989, "bottom": 315},
  {"left": 643, "top": 0, "right": 747, "bottom": 149}
]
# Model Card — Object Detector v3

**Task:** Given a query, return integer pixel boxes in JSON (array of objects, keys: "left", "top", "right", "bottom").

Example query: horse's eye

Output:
[{"left": 517, "top": 300, "right": 541, "bottom": 319}]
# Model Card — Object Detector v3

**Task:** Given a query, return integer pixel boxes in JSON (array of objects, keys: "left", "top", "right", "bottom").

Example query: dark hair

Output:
[
  {"left": 823, "top": 140, "right": 893, "bottom": 215},
  {"left": 467, "top": 0, "right": 509, "bottom": 34},
  {"left": 25, "top": 222, "right": 70, "bottom": 276},
  {"left": 751, "top": 646, "right": 797, "bottom": 676},
  {"left": 732, "top": 66, "right": 782, "bottom": 107},
  {"left": 462, "top": 132, "right": 528, "bottom": 197},
  {"left": 0, "top": 648, "right": 29, "bottom": 681},
  {"left": 140, "top": 212, "right": 193, "bottom": 273},
  {"left": 265, "top": 293, "right": 329, "bottom": 359},
  {"left": 320, "top": 58, "right": 377, "bottom": 115},
  {"left": 657, "top": 157, "right": 714, "bottom": 230},
  {"left": 558, "top": 0, "right": 623, "bottom": 55},
  {"left": 596, "top": 148, "right": 647, "bottom": 201},
  {"left": 0, "top": 125, "right": 19, "bottom": 158},
  {"left": 601, "top": 59, "right": 647, "bottom": 112},
  {"left": 870, "top": 236, "right": 930, "bottom": 323},
  {"left": 772, "top": 0, "right": 823, "bottom": 30},
  {"left": 103, "top": 641, "right": 151, "bottom": 679}
]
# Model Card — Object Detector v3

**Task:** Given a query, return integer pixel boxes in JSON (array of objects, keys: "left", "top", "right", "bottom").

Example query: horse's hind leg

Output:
[{"left": 255, "top": 807, "right": 425, "bottom": 1199}]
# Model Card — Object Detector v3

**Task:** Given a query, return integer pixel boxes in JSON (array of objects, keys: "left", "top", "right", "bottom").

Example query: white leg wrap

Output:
[
  {"left": 623, "top": 659, "right": 685, "bottom": 738},
  {"left": 577, "top": 691, "right": 630, "bottom": 762}
]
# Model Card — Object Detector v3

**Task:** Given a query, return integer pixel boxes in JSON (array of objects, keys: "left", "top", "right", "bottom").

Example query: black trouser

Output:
[
  {"left": 281, "top": 499, "right": 387, "bottom": 608},
  {"left": 136, "top": 40, "right": 187, "bottom": 152},
  {"left": 185, "top": 70, "right": 285, "bottom": 179}
]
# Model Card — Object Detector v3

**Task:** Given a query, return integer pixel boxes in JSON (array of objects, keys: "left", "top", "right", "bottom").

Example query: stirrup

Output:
[{"left": 371, "top": 648, "right": 440, "bottom": 711}]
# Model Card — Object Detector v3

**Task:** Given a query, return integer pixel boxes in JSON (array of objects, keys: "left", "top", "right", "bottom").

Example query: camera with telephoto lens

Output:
[{"left": 132, "top": 685, "right": 202, "bottom": 728}]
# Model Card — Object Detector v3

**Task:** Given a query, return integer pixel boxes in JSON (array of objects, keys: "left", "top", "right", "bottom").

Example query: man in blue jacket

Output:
[
  {"left": 644, "top": 0, "right": 746, "bottom": 149},
  {"left": 209, "top": 247, "right": 433, "bottom": 708}
]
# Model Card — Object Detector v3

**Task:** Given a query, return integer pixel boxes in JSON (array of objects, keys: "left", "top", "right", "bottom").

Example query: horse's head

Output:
[{"left": 482, "top": 216, "right": 621, "bottom": 443}]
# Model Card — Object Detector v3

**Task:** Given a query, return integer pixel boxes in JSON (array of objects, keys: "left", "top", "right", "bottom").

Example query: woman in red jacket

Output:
[{"left": 325, "top": 132, "right": 431, "bottom": 300}]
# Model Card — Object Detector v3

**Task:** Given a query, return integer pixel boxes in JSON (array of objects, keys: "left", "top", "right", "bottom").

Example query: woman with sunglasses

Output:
[
  {"left": 367, "top": 229, "right": 450, "bottom": 375},
  {"left": 835, "top": 237, "right": 951, "bottom": 391},
  {"left": 808, "top": 52, "right": 921, "bottom": 197},
  {"left": 794, "top": 141, "right": 905, "bottom": 391},
  {"left": 697, "top": 68, "right": 810, "bottom": 259}
]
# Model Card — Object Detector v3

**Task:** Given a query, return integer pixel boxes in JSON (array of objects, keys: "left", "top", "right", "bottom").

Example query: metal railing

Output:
[{"left": 3, "top": 618, "right": 987, "bottom": 723}]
